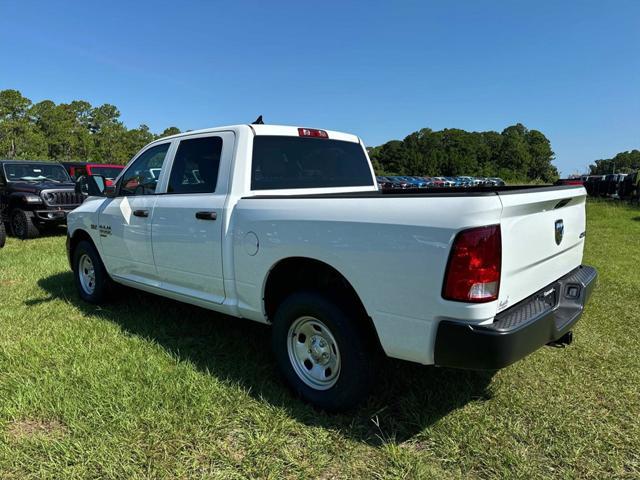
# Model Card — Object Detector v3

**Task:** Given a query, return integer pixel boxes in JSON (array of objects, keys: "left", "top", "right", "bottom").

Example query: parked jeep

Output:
[{"left": 0, "top": 160, "right": 83, "bottom": 239}]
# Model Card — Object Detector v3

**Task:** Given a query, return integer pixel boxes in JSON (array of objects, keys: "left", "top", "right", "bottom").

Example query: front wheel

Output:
[
  {"left": 272, "top": 291, "right": 377, "bottom": 411},
  {"left": 11, "top": 209, "right": 40, "bottom": 239},
  {"left": 73, "top": 240, "right": 112, "bottom": 304}
]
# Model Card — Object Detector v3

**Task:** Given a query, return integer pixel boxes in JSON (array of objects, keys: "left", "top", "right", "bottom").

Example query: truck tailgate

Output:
[{"left": 497, "top": 186, "right": 587, "bottom": 313}]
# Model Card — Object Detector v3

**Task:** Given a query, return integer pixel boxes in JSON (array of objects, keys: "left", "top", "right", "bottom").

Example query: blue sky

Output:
[{"left": 1, "top": 1, "right": 638, "bottom": 175}]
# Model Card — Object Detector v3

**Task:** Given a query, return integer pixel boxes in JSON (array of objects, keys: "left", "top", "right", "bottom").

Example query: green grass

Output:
[{"left": 0, "top": 200, "right": 639, "bottom": 479}]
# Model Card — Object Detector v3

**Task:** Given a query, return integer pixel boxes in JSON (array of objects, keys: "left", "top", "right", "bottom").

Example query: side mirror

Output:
[
  {"left": 104, "top": 184, "right": 117, "bottom": 197},
  {"left": 76, "top": 175, "right": 108, "bottom": 197}
]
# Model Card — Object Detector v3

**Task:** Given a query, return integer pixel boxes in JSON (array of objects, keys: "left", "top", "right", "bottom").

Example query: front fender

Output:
[{"left": 8, "top": 192, "right": 41, "bottom": 209}]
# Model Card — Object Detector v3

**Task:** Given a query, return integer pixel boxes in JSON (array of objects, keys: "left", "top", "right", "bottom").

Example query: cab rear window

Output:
[{"left": 251, "top": 136, "right": 374, "bottom": 190}]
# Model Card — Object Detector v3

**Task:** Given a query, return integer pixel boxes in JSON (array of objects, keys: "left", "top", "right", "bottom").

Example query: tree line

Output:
[
  {"left": 368, "top": 123, "right": 559, "bottom": 183},
  {"left": 0, "top": 89, "right": 180, "bottom": 164},
  {"left": 589, "top": 150, "right": 640, "bottom": 175},
  {"left": 1, "top": 88, "right": 561, "bottom": 182}
]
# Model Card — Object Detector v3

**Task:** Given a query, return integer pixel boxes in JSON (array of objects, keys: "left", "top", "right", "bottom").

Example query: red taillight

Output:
[
  {"left": 442, "top": 225, "right": 501, "bottom": 303},
  {"left": 298, "top": 128, "right": 329, "bottom": 138}
]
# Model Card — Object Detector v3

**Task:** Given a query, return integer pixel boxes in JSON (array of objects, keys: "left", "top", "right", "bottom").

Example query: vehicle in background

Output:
[
  {"left": 487, "top": 177, "right": 506, "bottom": 186},
  {"left": 555, "top": 178, "right": 584, "bottom": 186},
  {"left": 376, "top": 175, "right": 507, "bottom": 189},
  {"left": 376, "top": 176, "right": 396, "bottom": 190},
  {"left": 444, "top": 177, "right": 457, "bottom": 187},
  {"left": 0, "top": 160, "right": 83, "bottom": 239},
  {"left": 456, "top": 176, "right": 474, "bottom": 187},
  {"left": 400, "top": 176, "right": 429, "bottom": 188},
  {"left": 408, "top": 176, "right": 430, "bottom": 187},
  {"left": 583, "top": 175, "right": 602, "bottom": 196},
  {"left": 421, "top": 176, "right": 434, "bottom": 187},
  {"left": 380, "top": 176, "right": 411, "bottom": 189},
  {"left": 619, "top": 172, "right": 638, "bottom": 201},
  {"left": 600, "top": 173, "right": 627, "bottom": 197},
  {"left": 67, "top": 123, "right": 596, "bottom": 410},
  {"left": 62, "top": 162, "right": 124, "bottom": 187}
]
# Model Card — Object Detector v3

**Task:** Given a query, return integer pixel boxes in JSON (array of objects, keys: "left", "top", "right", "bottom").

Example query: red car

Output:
[{"left": 62, "top": 162, "right": 124, "bottom": 186}]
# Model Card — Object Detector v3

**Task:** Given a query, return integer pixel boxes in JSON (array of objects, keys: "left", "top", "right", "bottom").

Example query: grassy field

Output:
[{"left": 0, "top": 200, "right": 638, "bottom": 479}]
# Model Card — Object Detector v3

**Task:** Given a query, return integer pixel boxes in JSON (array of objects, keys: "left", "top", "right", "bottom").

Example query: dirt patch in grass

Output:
[{"left": 6, "top": 418, "right": 68, "bottom": 441}]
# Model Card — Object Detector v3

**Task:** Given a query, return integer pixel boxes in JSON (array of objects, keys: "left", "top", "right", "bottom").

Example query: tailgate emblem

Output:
[{"left": 555, "top": 219, "right": 564, "bottom": 245}]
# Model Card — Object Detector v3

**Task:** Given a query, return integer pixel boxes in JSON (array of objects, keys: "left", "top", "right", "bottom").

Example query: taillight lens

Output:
[
  {"left": 442, "top": 225, "right": 501, "bottom": 302},
  {"left": 298, "top": 128, "right": 329, "bottom": 138}
]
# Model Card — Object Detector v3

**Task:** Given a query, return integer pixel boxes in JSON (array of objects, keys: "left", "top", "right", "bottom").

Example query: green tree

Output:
[
  {"left": 526, "top": 129, "right": 558, "bottom": 182},
  {"left": 371, "top": 122, "right": 558, "bottom": 182},
  {"left": 158, "top": 126, "right": 181, "bottom": 138},
  {"left": 125, "top": 124, "right": 155, "bottom": 160},
  {"left": 589, "top": 150, "right": 640, "bottom": 174},
  {"left": 0, "top": 90, "right": 47, "bottom": 159}
]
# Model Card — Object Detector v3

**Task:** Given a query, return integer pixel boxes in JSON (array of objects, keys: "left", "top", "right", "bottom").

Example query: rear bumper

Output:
[{"left": 434, "top": 265, "right": 597, "bottom": 370}]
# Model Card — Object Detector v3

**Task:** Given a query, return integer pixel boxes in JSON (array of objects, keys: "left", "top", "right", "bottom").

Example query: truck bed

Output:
[{"left": 234, "top": 183, "right": 587, "bottom": 364}]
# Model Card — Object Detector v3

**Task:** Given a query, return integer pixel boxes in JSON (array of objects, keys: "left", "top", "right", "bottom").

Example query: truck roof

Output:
[{"left": 154, "top": 124, "right": 361, "bottom": 144}]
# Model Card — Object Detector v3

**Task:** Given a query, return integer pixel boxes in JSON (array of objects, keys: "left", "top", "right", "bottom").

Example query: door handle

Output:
[
  {"left": 133, "top": 209, "right": 149, "bottom": 218},
  {"left": 195, "top": 211, "right": 217, "bottom": 221}
]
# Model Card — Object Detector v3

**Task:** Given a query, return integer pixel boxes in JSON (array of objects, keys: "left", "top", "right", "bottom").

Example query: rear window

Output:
[{"left": 251, "top": 136, "right": 374, "bottom": 190}]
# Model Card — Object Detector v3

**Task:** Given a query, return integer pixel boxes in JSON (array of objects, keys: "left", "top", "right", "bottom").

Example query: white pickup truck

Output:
[{"left": 67, "top": 124, "right": 597, "bottom": 410}]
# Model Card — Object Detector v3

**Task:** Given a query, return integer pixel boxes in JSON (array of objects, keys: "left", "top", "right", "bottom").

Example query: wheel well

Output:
[
  {"left": 263, "top": 257, "right": 383, "bottom": 353},
  {"left": 69, "top": 230, "right": 95, "bottom": 270}
]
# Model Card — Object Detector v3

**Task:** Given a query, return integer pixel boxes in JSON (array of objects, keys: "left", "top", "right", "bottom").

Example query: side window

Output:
[
  {"left": 167, "top": 136, "right": 222, "bottom": 194},
  {"left": 119, "top": 143, "right": 170, "bottom": 196}
]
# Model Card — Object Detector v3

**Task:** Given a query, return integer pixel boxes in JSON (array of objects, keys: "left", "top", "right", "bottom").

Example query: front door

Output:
[
  {"left": 98, "top": 142, "right": 172, "bottom": 284},
  {"left": 151, "top": 132, "right": 233, "bottom": 304}
]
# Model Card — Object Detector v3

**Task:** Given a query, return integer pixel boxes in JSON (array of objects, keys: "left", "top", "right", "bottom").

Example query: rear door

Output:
[
  {"left": 497, "top": 186, "right": 587, "bottom": 312},
  {"left": 151, "top": 131, "right": 234, "bottom": 304}
]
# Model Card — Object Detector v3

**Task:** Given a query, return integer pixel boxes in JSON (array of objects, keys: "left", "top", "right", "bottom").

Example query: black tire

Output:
[
  {"left": 0, "top": 222, "right": 5, "bottom": 248},
  {"left": 271, "top": 291, "right": 377, "bottom": 411},
  {"left": 72, "top": 240, "right": 112, "bottom": 304},
  {"left": 11, "top": 209, "right": 40, "bottom": 239}
]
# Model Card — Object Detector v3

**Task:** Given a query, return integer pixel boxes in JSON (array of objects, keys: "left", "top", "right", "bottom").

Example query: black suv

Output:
[{"left": 0, "top": 160, "right": 83, "bottom": 239}]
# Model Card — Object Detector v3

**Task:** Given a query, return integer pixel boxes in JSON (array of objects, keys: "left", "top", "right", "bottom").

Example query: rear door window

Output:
[
  {"left": 167, "top": 136, "right": 223, "bottom": 194},
  {"left": 251, "top": 136, "right": 374, "bottom": 190}
]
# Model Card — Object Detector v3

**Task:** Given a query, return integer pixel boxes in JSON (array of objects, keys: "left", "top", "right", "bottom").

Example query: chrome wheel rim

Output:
[
  {"left": 78, "top": 254, "right": 96, "bottom": 295},
  {"left": 287, "top": 316, "right": 341, "bottom": 390}
]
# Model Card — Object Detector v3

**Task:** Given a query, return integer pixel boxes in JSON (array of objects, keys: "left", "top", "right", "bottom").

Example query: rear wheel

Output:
[
  {"left": 0, "top": 222, "right": 5, "bottom": 248},
  {"left": 272, "top": 291, "right": 377, "bottom": 411},
  {"left": 11, "top": 209, "right": 40, "bottom": 239},
  {"left": 73, "top": 240, "right": 112, "bottom": 304}
]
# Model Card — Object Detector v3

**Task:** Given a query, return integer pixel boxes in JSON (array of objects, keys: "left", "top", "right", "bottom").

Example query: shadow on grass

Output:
[
  {"left": 6, "top": 224, "right": 67, "bottom": 240},
  {"left": 32, "top": 271, "right": 494, "bottom": 445}
]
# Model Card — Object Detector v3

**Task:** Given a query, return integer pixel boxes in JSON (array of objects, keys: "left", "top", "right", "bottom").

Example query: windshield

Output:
[
  {"left": 90, "top": 166, "right": 123, "bottom": 180},
  {"left": 3, "top": 163, "right": 71, "bottom": 183},
  {"left": 251, "top": 136, "right": 374, "bottom": 190}
]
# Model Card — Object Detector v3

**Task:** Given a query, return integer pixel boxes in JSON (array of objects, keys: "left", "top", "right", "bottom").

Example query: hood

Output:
[{"left": 8, "top": 181, "right": 76, "bottom": 194}]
